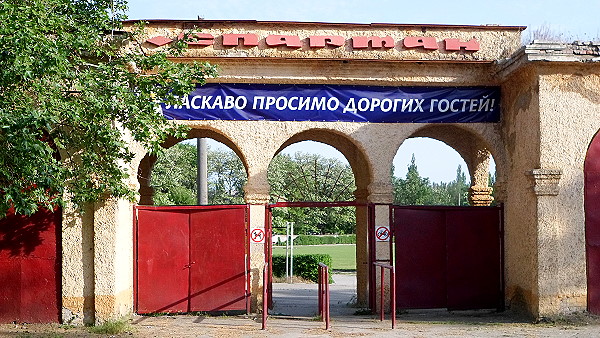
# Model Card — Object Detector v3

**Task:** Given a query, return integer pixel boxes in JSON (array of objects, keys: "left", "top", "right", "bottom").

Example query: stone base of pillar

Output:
[{"left": 469, "top": 186, "right": 494, "bottom": 206}]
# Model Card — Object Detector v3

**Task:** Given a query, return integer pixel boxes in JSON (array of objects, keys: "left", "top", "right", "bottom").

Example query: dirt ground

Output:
[{"left": 2, "top": 311, "right": 600, "bottom": 338}]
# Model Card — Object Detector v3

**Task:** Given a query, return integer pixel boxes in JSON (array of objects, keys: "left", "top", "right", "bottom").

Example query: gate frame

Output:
[
  {"left": 133, "top": 204, "right": 251, "bottom": 314},
  {"left": 265, "top": 201, "right": 374, "bottom": 312}
]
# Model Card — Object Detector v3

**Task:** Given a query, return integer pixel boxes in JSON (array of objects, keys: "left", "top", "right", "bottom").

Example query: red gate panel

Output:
[
  {"left": 137, "top": 209, "right": 189, "bottom": 313},
  {"left": 394, "top": 208, "right": 447, "bottom": 309},
  {"left": 393, "top": 206, "right": 503, "bottom": 310},
  {"left": 0, "top": 208, "right": 60, "bottom": 323},
  {"left": 446, "top": 209, "right": 501, "bottom": 310},
  {"left": 189, "top": 207, "right": 247, "bottom": 311},
  {"left": 136, "top": 206, "right": 248, "bottom": 314},
  {"left": 585, "top": 139, "right": 600, "bottom": 315}
]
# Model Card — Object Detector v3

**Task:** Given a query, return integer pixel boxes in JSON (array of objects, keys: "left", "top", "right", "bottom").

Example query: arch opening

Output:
[
  {"left": 137, "top": 129, "right": 248, "bottom": 206},
  {"left": 267, "top": 131, "right": 373, "bottom": 316}
]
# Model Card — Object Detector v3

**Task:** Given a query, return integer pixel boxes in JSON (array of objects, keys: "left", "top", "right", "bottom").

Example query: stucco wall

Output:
[
  {"left": 131, "top": 21, "right": 522, "bottom": 62},
  {"left": 536, "top": 66, "right": 600, "bottom": 314},
  {"left": 501, "top": 65, "right": 541, "bottom": 315}
]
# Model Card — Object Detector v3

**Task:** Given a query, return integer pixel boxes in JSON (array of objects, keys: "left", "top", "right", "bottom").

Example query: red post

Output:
[
  {"left": 262, "top": 264, "right": 268, "bottom": 330},
  {"left": 380, "top": 266, "right": 385, "bottom": 321},
  {"left": 318, "top": 263, "right": 330, "bottom": 330},
  {"left": 373, "top": 262, "right": 396, "bottom": 329},
  {"left": 325, "top": 266, "right": 330, "bottom": 330}
]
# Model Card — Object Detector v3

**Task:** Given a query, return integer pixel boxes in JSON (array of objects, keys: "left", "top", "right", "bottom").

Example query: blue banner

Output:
[{"left": 162, "top": 83, "right": 500, "bottom": 123}]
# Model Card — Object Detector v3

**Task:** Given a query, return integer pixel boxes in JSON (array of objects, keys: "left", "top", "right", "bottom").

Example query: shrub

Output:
[
  {"left": 275, "top": 234, "right": 356, "bottom": 246},
  {"left": 272, "top": 254, "right": 332, "bottom": 283}
]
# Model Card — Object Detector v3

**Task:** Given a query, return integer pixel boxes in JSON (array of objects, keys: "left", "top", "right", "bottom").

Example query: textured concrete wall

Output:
[
  {"left": 536, "top": 65, "right": 600, "bottom": 315},
  {"left": 501, "top": 65, "right": 541, "bottom": 316},
  {"left": 133, "top": 21, "right": 522, "bottom": 62}
]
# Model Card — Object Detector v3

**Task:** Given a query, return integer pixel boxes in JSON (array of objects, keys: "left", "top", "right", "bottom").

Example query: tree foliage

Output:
[
  {"left": 0, "top": 0, "right": 217, "bottom": 215},
  {"left": 151, "top": 145, "right": 357, "bottom": 234},
  {"left": 151, "top": 143, "right": 246, "bottom": 205},
  {"left": 268, "top": 153, "right": 356, "bottom": 235},
  {"left": 393, "top": 154, "right": 471, "bottom": 206}
]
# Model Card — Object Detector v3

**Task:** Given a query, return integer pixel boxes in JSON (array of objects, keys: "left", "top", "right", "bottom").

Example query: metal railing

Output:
[
  {"left": 262, "top": 263, "right": 268, "bottom": 330},
  {"left": 317, "top": 262, "right": 331, "bottom": 330},
  {"left": 373, "top": 262, "right": 396, "bottom": 329}
]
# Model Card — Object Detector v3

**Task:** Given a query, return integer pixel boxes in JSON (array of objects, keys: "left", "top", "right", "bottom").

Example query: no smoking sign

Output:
[
  {"left": 375, "top": 226, "right": 390, "bottom": 242},
  {"left": 250, "top": 228, "right": 265, "bottom": 243}
]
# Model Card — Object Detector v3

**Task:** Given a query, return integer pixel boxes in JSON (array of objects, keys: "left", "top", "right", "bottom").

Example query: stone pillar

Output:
[
  {"left": 368, "top": 181, "right": 394, "bottom": 312},
  {"left": 61, "top": 205, "right": 96, "bottom": 325},
  {"left": 354, "top": 188, "right": 369, "bottom": 307},
  {"left": 244, "top": 179, "right": 270, "bottom": 313},
  {"left": 469, "top": 149, "right": 494, "bottom": 206},
  {"left": 527, "top": 168, "right": 564, "bottom": 317},
  {"left": 92, "top": 198, "right": 135, "bottom": 323}
]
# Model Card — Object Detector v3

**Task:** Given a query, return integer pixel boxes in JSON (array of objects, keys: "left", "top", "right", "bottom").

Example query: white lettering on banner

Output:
[
  {"left": 430, "top": 98, "right": 496, "bottom": 113},
  {"left": 165, "top": 94, "right": 498, "bottom": 115}
]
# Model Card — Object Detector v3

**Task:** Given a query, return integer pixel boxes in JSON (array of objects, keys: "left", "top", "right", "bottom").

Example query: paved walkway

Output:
[
  {"left": 2, "top": 272, "right": 600, "bottom": 337},
  {"left": 271, "top": 272, "right": 358, "bottom": 318}
]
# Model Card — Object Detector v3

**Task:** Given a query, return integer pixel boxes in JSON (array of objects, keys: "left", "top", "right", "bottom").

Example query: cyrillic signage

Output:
[
  {"left": 162, "top": 83, "right": 500, "bottom": 123},
  {"left": 147, "top": 33, "right": 480, "bottom": 52}
]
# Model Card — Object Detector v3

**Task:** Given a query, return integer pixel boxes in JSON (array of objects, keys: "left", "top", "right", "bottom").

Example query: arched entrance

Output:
[
  {"left": 134, "top": 130, "right": 251, "bottom": 315},
  {"left": 584, "top": 132, "right": 600, "bottom": 315},
  {"left": 266, "top": 129, "right": 373, "bottom": 314},
  {"left": 390, "top": 126, "right": 504, "bottom": 311}
]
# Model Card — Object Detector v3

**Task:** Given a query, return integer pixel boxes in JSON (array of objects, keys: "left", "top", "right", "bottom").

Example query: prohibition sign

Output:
[
  {"left": 375, "top": 226, "right": 390, "bottom": 241},
  {"left": 251, "top": 228, "right": 265, "bottom": 243}
]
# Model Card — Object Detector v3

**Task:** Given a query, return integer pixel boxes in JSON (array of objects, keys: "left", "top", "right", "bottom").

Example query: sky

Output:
[{"left": 127, "top": 0, "right": 599, "bottom": 182}]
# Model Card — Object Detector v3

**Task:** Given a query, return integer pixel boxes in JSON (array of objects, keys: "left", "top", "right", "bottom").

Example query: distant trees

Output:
[
  {"left": 393, "top": 155, "right": 472, "bottom": 206},
  {"left": 268, "top": 152, "right": 356, "bottom": 235},
  {"left": 150, "top": 144, "right": 490, "bottom": 234}
]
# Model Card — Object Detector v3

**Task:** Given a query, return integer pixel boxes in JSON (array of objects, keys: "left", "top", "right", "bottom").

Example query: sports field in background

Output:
[{"left": 272, "top": 244, "right": 356, "bottom": 270}]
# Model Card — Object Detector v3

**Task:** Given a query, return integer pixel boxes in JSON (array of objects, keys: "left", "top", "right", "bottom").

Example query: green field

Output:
[{"left": 272, "top": 244, "right": 356, "bottom": 270}]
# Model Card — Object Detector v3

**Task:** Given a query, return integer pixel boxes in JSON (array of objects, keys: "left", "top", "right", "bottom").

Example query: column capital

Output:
[
  {"left": 368, "top": 181, "right": 394, "bottom": 204},
  {"left": 468, "top": 186, "right": 494, "bottom": 206},
  {"left": 527, "top": 168, "right": 562, "bottom": 196}
]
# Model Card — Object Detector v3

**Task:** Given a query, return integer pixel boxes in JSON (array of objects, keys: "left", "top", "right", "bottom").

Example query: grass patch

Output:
[
  {"left": 272, "top": 244, "right": 356, "bottom": 270},
  {"left": 88, "top": 318, "right": 132, "bottom": 335}
]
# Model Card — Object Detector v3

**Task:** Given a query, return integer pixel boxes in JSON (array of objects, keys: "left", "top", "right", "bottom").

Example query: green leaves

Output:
[{"left": 0, "top": 0, "right": 217, "bottom": 215}]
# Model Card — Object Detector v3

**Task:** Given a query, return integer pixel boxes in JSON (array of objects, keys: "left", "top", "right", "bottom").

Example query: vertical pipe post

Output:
[
  {"left": 196, "top": 138, "right": 208, "bottom": 205},
  {"left": 391, "top": 266, "right": 396, "bottom": 329},
  {"left": 286, "top": 222, "right": 290, "bottom": 283},
  {"left": 380, "top": 265, "right": 384, "bottom": 322},
  {"left": 290, "top": 222, "right": 294, "bottom": 283},
  {"left": 325, "top": 265, "right": 330, "bottom": 330},
  {"left": 262, "top": 263, "right": 268, "bottom": 330},
  {"left": 318, "top": 265, "right": 323, "bottom": 316}
]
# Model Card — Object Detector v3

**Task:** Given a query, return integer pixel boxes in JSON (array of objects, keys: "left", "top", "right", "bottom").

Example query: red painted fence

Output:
[{"left": 0, "top": 208, "right": 61, "bottom": 323}]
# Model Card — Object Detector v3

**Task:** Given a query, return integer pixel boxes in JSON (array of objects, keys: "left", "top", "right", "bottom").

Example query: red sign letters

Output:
[{"left": 146, "top": 33, "right": 480, "bottom": 52}]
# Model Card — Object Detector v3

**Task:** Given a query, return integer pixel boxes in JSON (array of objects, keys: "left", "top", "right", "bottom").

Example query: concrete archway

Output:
[
  {"left": 271, "top": 128, "right": 373, "bottom": 306},
  {"left": 406, "top": 124, "right": 502, "bottom": 206},
  {"left": 137, "top": 127, "right": 249, "bottom": 206}
]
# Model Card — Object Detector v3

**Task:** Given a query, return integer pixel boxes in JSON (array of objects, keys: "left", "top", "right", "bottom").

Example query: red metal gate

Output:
[
  {"left": 0, "top": 208, "right": 61, "bottom": 323},
  {"left": 135, "top": 205, "right": 249, "bottom": 314},
  {"left": 585, "top": 133, "right": 600, "bottom": 315},
  {"left": 392, "top": 205, "right": 503, "bottom": 310}
]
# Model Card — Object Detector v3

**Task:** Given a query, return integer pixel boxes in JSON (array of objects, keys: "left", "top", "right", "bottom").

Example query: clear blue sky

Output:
[{"left": 129, "top": 0, "right": 598, "bottom": 182}]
